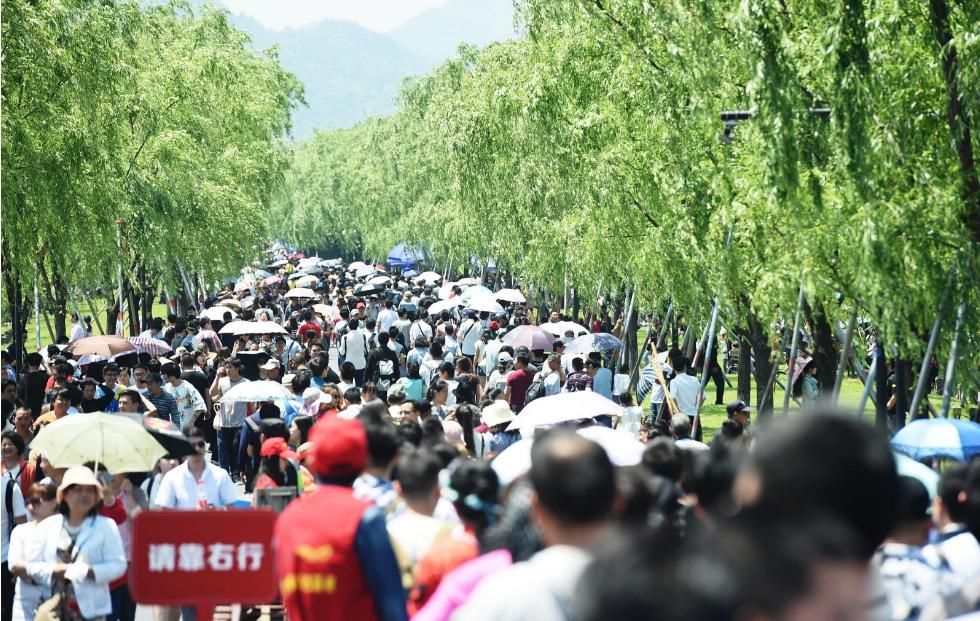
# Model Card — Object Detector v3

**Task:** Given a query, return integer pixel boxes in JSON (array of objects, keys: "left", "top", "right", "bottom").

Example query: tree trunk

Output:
[
  {"left": 804, "top": 299, "right": 838, "bottom": 397},
  {"left": 737, "top": 332, "right": 752, "bottom": 403},
  {"left": 894, "top": 358, "right": 910, "bottom": 429},
  {"left": 929, "top": 0, "right": 980, "bottom": 244},
  {"left": 875, "top": 346, "right": 890, "bottom": 430},
  {"left": 742, "top": 299, "right": 774, "bottom": 420},
  {"left": 106, "top": 298, "right": 120, "bottom": 336}
]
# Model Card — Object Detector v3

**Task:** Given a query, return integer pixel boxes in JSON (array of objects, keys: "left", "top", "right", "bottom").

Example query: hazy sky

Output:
[{"left": 219, "top": 0, "right": 452, "bottom": 32}]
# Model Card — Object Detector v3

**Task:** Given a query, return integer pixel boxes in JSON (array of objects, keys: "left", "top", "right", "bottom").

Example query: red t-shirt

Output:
[
  {"left": 297, "top": 321, "right": 322, "bottom": 341},
  {"left": 506, "top": 369, "right": 535, "bottom": 413}
]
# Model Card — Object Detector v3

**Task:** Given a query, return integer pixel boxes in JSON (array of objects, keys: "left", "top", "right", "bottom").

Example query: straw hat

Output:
[
  {"left": 57, "top": 466, "right": 103, "bottom": 503},
  {"left": 481, "top": 401, "right": 515, "bottom": 427}
]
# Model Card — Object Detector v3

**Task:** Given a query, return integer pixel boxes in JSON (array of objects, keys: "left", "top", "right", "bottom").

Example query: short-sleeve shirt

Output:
[
  {"left": 218, "top": 376, "right": 250, "bottom": 427},
  {"left": 154, "top": 461, "right": 238, "bottom": 509},
  {"left": 564, "top": 372, "right": 593, "bottom": 392},
  {"left": 506, "top": 369, "right": 535, "bottom": 413},
  {"left": 1, "top": 468, "right": 27, "bottom": 562}
]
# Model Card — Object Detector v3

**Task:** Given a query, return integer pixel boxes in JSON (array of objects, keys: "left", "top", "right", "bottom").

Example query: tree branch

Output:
[{"left": 589, "top": 0, "right": 665, "bottom": 74}]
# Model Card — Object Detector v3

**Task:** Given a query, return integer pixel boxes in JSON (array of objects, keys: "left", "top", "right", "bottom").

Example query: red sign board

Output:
[{"left": 131, "top": 510, "right": 278, "bottom": 617}]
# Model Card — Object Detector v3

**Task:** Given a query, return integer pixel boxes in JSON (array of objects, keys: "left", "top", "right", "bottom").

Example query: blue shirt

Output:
[{"left": 592, "top": 367, "right": 613, "bottom": 399}]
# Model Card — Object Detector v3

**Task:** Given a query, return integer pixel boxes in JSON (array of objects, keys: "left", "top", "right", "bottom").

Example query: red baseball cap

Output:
[
  {"left": 260, "top": 437, "right": 289, "bottom": 458},
  {"left": 308, "top": 417, "right": 367, "bottom": 478}
]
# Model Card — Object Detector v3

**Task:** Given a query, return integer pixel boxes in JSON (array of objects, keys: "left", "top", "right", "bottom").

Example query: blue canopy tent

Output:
[{"left": 388, "top": 244, "right": 425, "bottom": 270}]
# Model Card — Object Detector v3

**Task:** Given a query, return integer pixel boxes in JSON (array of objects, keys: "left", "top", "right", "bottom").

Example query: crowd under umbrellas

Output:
[{"left": 2, "top": 245, "right": 980, "bottom": 621}]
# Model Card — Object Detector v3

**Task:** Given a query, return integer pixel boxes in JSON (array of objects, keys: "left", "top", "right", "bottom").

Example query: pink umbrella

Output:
[
  {"left": 126, "top": 337, "right": 172, "bottom": 357},
  {"left": 262, "top": 275, "right": 283, "bottom": 287},
  {"left": 790, "top": 354, "right": 813, "bottom": 386},
  {"left": 192, "top": 329, "right": 221, "bottom": 350},
  {"left": 501, "top": 325, "right": 556, "bottom": 350}
]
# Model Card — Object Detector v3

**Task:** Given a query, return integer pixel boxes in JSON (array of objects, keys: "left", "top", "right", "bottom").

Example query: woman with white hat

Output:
[{"left": 26, "top": 465, "right": 126, "bottom": 620}]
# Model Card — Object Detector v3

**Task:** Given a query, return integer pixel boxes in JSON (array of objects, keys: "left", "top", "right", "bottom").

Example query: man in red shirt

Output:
[
  {"left": 504, "top": 352, "right": 535, "bottom": 413},
  {"left": 296, "top": 310, "right": 322, "bottom": 344},
  {"left": 274, "top": 417, "right": 406, "bottom": 621}
]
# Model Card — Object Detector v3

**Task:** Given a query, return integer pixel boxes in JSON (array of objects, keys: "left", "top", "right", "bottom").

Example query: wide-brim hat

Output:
[
  {"left": 481, "top": 401, "right": 514, "bottom": 427},
  {"left": 57, "top": 465, "right": 103, "bottom": 503}
]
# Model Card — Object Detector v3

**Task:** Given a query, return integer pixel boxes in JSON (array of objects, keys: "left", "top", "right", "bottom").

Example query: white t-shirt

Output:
[
  {"left": 218, "top": 376, "right": 250, "bottom": 428},
  {"left": 458, "top": 319, "right": 482, "bottom": 356},
  {"left": 669, "top": 373, "right": 702, "bottom": 418},
  {"left": 538, "top": 369, "right": 562, "bottom": 396},
  {"left": 613, "top": 373, "right": 631, "bottom": 396},
  {"left": 386, "top": 510, "right": 457, "bottom": 567},
  {"left": 154, "top": 461, "right": 238, "bottom": 509},
  {"left": 340, "top": 330, "right": 369, "bottom": 370},
  {"left": 487, "top": 369, "right": 508, "bottom": 393},
  {"left": 163, "top": 380, "right": 206, "bottom": 428},
  {"left": 377, "top": 309, "right": 399, "bottom": 333},
  {"left": 409, "top": 320, "right": 433, "bottom": 343},
  {"left": 1, "top": 467, "right": 27, "bottom": 562},
  {"left": 675, "top": 437, "right": 710, "bottom": 451}
]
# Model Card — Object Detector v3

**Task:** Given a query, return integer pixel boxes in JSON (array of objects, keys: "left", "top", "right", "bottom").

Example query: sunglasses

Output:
[
  {"left": 26, "top": 497, "right": 50, "bottom": 506},
  {"left": 191, "top": 441, "right": 207, "bottom": 449}
]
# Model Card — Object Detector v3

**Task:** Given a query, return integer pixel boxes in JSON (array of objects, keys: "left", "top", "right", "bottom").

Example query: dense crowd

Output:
[{"left": 1, "top": 250, "right": 978, "bottom": 621}]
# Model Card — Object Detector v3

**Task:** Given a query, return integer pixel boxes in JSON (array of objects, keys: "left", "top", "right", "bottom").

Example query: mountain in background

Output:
[
  {"left": 223, "top": 0, "right": 517, "bottom": 138},
  {"left": 388, "top": 0, "right": 517, "bottom": 67}
]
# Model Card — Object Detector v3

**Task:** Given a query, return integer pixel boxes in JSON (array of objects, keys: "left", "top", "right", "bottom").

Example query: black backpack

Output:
[{"left": 524, "top": 371, "right": 553, "bottom": 406}]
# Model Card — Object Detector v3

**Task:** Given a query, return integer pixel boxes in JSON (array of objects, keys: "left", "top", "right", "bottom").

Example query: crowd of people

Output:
[{"left": 1, "top": 249, "right": 978, "bottom": 621}]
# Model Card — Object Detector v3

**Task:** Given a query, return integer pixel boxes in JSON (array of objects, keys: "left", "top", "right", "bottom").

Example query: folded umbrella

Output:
[
  {"left": 30, "top": 413, "right": 166, "bottom": 473},
  {"left": 65, "top": 336, "right": 137, "bottom": 357},
  {"left": 891, "top": 418, "right": 980, "bottom": 462},
  {"left": 127, "top": 337, "right": 172, "bottom": 357},
  {"left": 566, "top": 332, "right": 625, "bottom": 354},
  {"left": 506, "top": 391, "right": 624, "bottom": 431},
  {"left": 501, "top": 325, "right": 556, "bottom": 350}
]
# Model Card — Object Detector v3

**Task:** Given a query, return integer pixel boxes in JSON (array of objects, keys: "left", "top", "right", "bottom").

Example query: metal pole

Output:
[
  {"left": 656, "top": 303, "right": 673, "bottom": 350},
  {"left": 832, "top": 307, "right": 858, "bottom": 405},
  {"left": 116, "top": 222, "right": 126, "bottom": 336},
  {"left": 34, "top": 276, "right": 42, "bottom": 350},
  {"left": 782, "top": 275, "right": 806, "bottom": 415},
  {"left": 692, "top": 299, "right": 720, "bottom": 437},
  {"left": 939, "top": 302, "right": 966, "bottom": 418},
  {"left": 909, "top": 268, "right": 955, "bottom": 418},
  {"left": 857, "top": 355, "right": 878, "bottom": 416}
]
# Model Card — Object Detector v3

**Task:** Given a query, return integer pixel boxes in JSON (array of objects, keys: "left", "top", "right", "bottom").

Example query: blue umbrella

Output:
[
  {"left": 566, "top": 332, "right": 625, "bottom": 354},
  {"left": 891, "top": 418, "right": 980, "bottom": 462},
  {"left": 893, "top": 452, "right": 940, "bottom": 499}
]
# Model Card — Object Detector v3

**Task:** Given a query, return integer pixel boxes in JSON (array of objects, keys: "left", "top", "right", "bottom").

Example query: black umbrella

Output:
[
  {"left": 355, "top": 284, "right": 385, "bottom": 296},
  {"left": 120, "top": 414, "right": 196, "bottom": 458}
]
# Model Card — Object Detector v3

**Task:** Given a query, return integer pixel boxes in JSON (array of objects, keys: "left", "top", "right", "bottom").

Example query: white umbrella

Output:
[
  {"left": 427, "top": 297, "right": 464, "bottom": 316},
  {"left": 495, "top": 288, "right": 526, "bottom": 304},
  {"left": 200, "top": 306, "right": 238, "bottom": 321},
  {"left": 31, "top": 413, "right": 167, "bottom": 473},
  {"left": 506, "top": 391, "right": 624, "bottom": 431},
  {"left": 313, "top": 303, "right": 340, "bottom": 321},
  {"left": 416, "top": 271, "right": 442, "bottom": 284},
  {"left": 467, "top": 295, "right": 504, "bottom": 314},
  {"left": 284, "top": 288, "right": 317, "bottom": 299},
  {"left": 267, "top": 259, "right": 288, "bottom": 268},
  {"left": 355, "top": 265, "right": 377, "bottom": 278},
  {"left": 293, "top": 275, "right": 319, "bottom": 288},
  {"left": 347, "top": 261, "right": 368, "bottom": 272},
  {"left": 437, "top": 284, "right": 455, "bottom": 300},
  {"left": 541, "top": 321, "right": 590, "bottom": 337},
  {"left": 218, "top": 320, "right": 288, "bottom": 336},
  {"left": 492, "top": 426, "right": 644, "bottom": 485},
  {"left": 368, "top": 275, "right": 392, "bottom": 286},
  {"left": 456, "top": 277, "right": 481, "bottom": 286},
  {"left": 460, "top": 285, "right": 493, "bottom": 302},
  {"left": 220, "top": 380, "right": 296, "bottom": 404},
  {"left": 234, "top": 279, "right": 255, "bottom": 292}
]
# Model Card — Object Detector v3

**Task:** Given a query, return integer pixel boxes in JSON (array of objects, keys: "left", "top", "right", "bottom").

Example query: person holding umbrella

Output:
[{"left": 27, "top": 466, "right": 127, "bottom": 621}]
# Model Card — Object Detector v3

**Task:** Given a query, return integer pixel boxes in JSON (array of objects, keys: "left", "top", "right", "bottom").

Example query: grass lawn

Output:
[
  {"left": 6, "top": 300, "right": 171, "bottom": 350},
  {"left": 631, "top": 325, "right": 874, "bottom": 442}
]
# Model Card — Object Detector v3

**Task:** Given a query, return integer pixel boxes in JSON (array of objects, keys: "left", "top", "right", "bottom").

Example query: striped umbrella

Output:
[{"left": 127, "top": 337, "right": 172, "bottom": 357}]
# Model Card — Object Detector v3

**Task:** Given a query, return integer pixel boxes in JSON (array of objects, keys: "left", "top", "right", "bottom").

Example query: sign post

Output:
[{"left": 131, "top": 510, "right": 278, "bottom": 621}]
